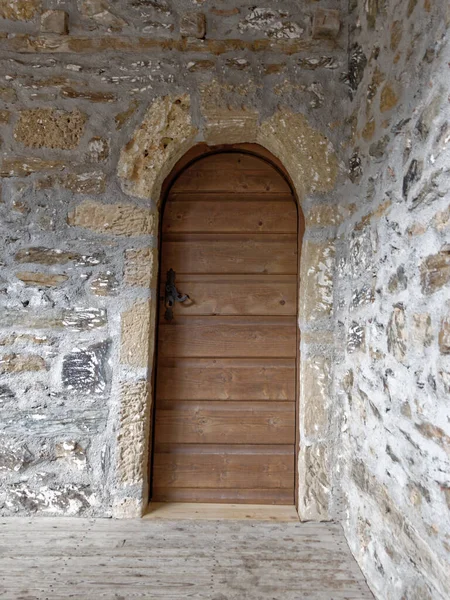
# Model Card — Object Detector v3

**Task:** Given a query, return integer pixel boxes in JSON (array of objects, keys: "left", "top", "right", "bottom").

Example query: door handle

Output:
[{"left": 164, "top": 268, "right": 189, "bottom": 322}]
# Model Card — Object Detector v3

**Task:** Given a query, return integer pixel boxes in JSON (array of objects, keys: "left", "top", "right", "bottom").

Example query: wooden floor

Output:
[{"left": 0, "top": 516, "right": 374, "bottom": 600}]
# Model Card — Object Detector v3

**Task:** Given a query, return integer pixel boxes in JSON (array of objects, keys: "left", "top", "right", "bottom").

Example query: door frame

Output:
[{"left": 149, "top": 143, "right": 304, "bottom": 510}]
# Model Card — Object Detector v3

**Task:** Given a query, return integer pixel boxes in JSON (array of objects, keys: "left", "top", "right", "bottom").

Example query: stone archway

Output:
[{"left": 113, "top": 94, "right": 339, "bottom": 521}]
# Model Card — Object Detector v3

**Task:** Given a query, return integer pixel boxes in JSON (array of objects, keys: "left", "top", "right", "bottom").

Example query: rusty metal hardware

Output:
[{"left": 164, "top": 268, "right": 189, "bottom": 322}]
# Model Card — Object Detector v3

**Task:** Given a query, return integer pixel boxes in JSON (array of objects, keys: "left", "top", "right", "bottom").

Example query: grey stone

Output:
[
  {"left": 347, "top": 322, "right": 365, "bottom": 353},
  {"left": 6, "top": 482, "right": 94, "bottom": 515},
  {"left": 348, "top": 44, "right": 367, "bottom": 93},
  {"left": 403, "top": 159, "right": 423, "bottom": 199},
  {"left": 387, "top": 304, "right": 406, "bottom": 361},
  {"left": 62, "top": 341, "right": 110, "bottom": 395}
]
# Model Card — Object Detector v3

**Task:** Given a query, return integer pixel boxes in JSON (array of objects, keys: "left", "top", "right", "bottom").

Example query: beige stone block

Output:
[
  {"left": 68, "top": 201, "right": 156, "bottom": 237},
  {"left": 300, "top": 240, "right": 335, "bottom": 322},
  {"left": 0, "top": 353, "right": 46, "bottom": 374},
  {"left": 116, "top": 380, "right": 150, "bottom": 485},
  {"left": 14, "top": 109, "right": 87, "bottom": 150},
  {"left": 301, "top": 329, "right": 334, "bottom": 345},
  {"left": 298, "top": 443, "right": 330, "bottom": 521},
  {"left": 120, "top": 301, "right": 155, "bottom": 367},
  {"left": 40, "top": 10, "right": 68, "bottom": 34},
  {"left": 0, "top": 0, "right": 41, "bottom": 21},
  {"left": 118, "top": 95, "right": 198, "bottom": 202},
  {"left": 302, "top": 356, "right": 331, "bottom": 439},
  {"left": 16, "top": 271, "right": 69, "bottom": 287},
  {"left": 306, "top": 204, "right": 342, "bottom": 227},
  {"left": 112, "top": 497, "right": 143, "bottom": 519},
  {"left": 203, "top": 108, "right": 258, "bottom": 145},
  {"left": 124, "top": 247, "right": 157, "bottom": 288},
  {"left": 1, "top": 157, "right": 66, "bottom": 178},
  {"left": 257, "top": 109, "right": 339, "bottom": 197}
]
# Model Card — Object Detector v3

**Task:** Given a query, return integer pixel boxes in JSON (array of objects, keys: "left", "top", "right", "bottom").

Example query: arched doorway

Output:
[{"left": 150, "top": 145, "right": 301, "bottom": 505}]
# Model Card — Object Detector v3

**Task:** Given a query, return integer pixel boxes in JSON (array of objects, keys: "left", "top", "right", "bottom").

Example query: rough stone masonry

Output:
[{"left": 0, "top": 1, "right": 449, "bottom": 599}]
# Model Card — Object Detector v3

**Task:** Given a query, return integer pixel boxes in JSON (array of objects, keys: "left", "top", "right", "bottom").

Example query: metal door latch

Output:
[{"left": 164, "top": 268, "right": 189, "bottom": 322}]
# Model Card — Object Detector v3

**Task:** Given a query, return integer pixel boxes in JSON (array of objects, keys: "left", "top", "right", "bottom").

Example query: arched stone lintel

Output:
[{"left": 117, "top": 94, "right": 340, "bottom": 206}]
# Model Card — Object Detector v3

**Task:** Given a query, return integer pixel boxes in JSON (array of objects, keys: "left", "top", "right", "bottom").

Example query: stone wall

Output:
[
  {"left": 0, "top": 0, "right": 347, "bottom": 519},
  {"left": 335, "top": 1, "right": 450, "bottom": 598}
]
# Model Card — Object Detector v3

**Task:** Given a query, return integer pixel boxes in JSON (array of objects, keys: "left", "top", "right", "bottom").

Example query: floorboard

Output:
[{"left": 0, "top": 516, "right": 374, "bottom": 600}]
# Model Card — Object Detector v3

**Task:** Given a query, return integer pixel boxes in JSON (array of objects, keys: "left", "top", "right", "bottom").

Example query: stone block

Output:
[
  {"left": 347, "top": 322, "right": 366, "bottom": 353},
  {"left": 120, "top": 301, "right": 155, "bottom": 368},
  {"left": 439, "top": 317, "right": 450, "bottom": 354},
  {"left": 62, "top": 308, "right": 107, "bottom": 331},
  {"left": 16, "top": 271, "right": 69, "bottom": 287},
  {"left": 0, "top": 110, "right": 10, "bottom": 124},
  {"left": 380, "top": 83, "right": 399, "bottom": 113},
  {"left": 0, "top": 439, "right": 33, "bottom": 472},
  {"left": 0, "top": 88, "right": 17, "bottom": 103},
  {"left": 15, "top": 247, "right": 103, "bottom": 266},
  {"left": 116, "top": 380, "right": 150, "bottom": 485},
  {"left": 14, "top": 109, "right": 87, "bottom": 150},
  {"left": 62, "top": 341, "right": 110, "bottom": 395},
  {"left": 312, "top": 8, "right": 340, "bottom": 39},
  {"left": 257, "top": 109, "right": 338, "bottom": 196},
  {"left": 87, "top": 137, "right": 110, "bottom": 163},
  {"left": 68, "top": 201, "right": 156, "bottom": 236},
  {"left": 1, "top": 157, "right": 66, "bottom": 177},
  {"left": 118, "top": 95, "right": 197, "bottom": 202},
  {"left": 306, "top": 204, "right": 341, "bottom": 228},
  {"left": 299, "top": 240, "right": 335, "bottom": 322},
  {"left": 112, "top": 497, "right": 142, "bottom": 518},
  {"left": 302, "top": 357, "right": 331, "bottom": 438},
  {"left": 60, "top": 172, "right": 106, "bottom": 195},
  {"left": 124, "top": 247, "right": 157, "bottom": 288},
  {"left": 89, "top": 272, "right": 119, "bottom": 296},
  {"left": 0, "top": 0, "right": 41, "bottom": 21},
  {"left": 411, "top": 313, "right": 433, "bottom": 348},
  {"left": 203, "top": 108, "right": 259, "bottom": 145},
  {"left": 61, "top": 87, "right": 116, "bottom": 103},
  {"left": 40, "top": 9, "right": 68, "bottom": 34},
  {"left": 0, "top": 353, "right": 46, "bottom": 374},
  {"left": 54, "top": 441, "right": 86, "bottom": 470},
  {"left": 0, "top": 307, "right": 106, "bottom": 330},
  {"left": 180, "top": 12, "right": 206, "bottom": 39},
  {"left": 387, "top": 304, "right": 407, "bottom": 362},
  {"left": 420, "top": 246, "right": 450, "bottom": 294},
  {"left": 298, "top": 443, "right": 330, "bottom": 521},
  {"left": 6, "top": 482, "right": 95, "bottom": 515}
]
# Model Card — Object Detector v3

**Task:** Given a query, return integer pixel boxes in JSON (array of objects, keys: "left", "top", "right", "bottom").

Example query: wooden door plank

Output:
[
  {"left": 156, "top": 357, "right": 296, "bottom": 401},
  {"left": 162, "top": 198, "right": 297, "bottom": 233},
  {"left": 158, "top": 276, "right": 297, "bottom": 316},
  {"left": 154, "top": 401, "right": 295, "bottom": 445},
  {"left": 153, "top": 444, "right": 293, "bottom": 489},
  {"left": 158, "top": 316, "right": 297, "bottom": 358},
  {"left": 172, "top": 168, "right": 291, "bottom": 194},
  {"left": 161, "top": 234, "right": 297, "bottom": 275},
  {"left": 151, "top": 489, "right": 295, "bottom": 505}
]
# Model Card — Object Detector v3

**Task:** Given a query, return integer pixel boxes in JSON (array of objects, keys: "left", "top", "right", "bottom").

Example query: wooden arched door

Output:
[{"left": 151, "top": 149, "right": 299, "bottom": 505}]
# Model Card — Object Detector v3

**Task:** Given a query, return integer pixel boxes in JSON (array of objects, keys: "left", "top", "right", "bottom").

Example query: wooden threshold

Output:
[{"left": 144, "top": 502, "right": 300, "bottom": 522}]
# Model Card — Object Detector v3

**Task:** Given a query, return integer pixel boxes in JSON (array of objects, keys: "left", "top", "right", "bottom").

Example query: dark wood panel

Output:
[
  {"left": 161, "top": 234, "right": 298, "bottom": 275},
  {"left": 158, "top": 275, "right": 297, "bottom": 317},
  {"left": 173, "top": 152, "right": 279, "bottom": 172},
  {"left": 162, "top": 198, "right": 297, "bottom": 233},
  {"left": 151, "top": 487, "right": 294, "bottom": 504},
  {"left": 153, "top": 444, "right": 293, "bottom": 489},
  {"left": 154, "top": 402, "right": 295, "bottom": 445},
  {"left": 156, "top": 358, "right": 296, "bottom": 401},
  {"left": 158, "top": 316, "right": 297, "bottom": 358}
]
